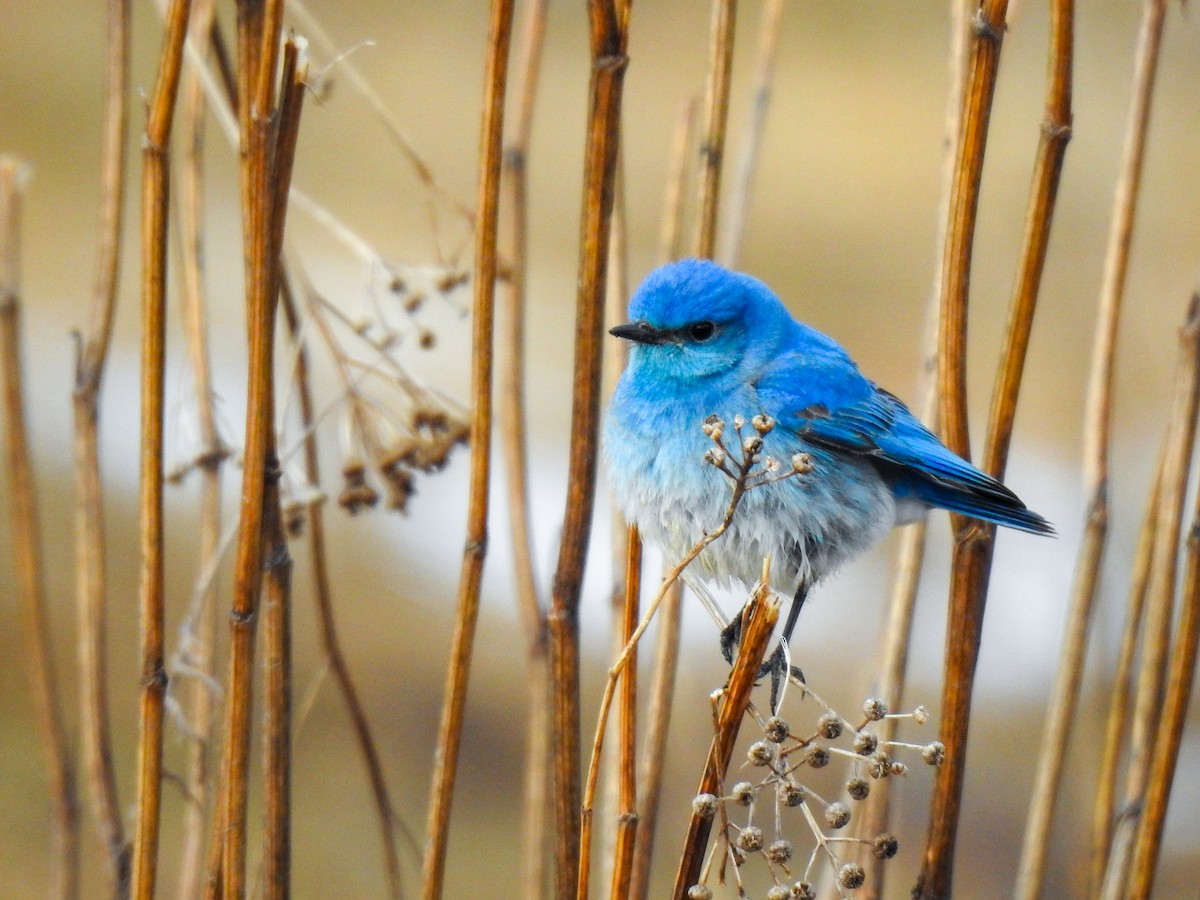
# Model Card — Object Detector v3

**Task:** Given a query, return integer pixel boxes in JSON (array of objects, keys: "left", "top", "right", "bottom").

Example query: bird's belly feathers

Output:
[{"left": 605, "top": 403, "right": 900, "bottom": 593}]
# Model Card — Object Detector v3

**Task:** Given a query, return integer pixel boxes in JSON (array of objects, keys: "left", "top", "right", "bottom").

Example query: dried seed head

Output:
[
  {"left": 733, "top": 414, "right": 746, "bottom": 430},
  {"left": 730, "top": 781, "right": 755, "bottom": 806},
  {"left": 691, "top": 793, "right": 719, "bottom": 819},
  {"left": 765, "top": 839, "right": 793, "bottom": 863},
  {"left": 862, "top": 697, "right": 888, "bottom": 721},
  {"left": 791, "top": 883, "right": 816, "bottom": 900},
  {"left": 805, "top": 743, "right": 830, "bottom": 769},
  {"left": 704, "top": 447, "right": 727, "bottom": 467},
  {"left": 817, "top": 712, "right": 842, "bottom": 739},
  {"left": 338, "top": 460, "right": 379, "bottom": 514},
  {"left": 436, "top": 269, "right": 469, "bottom": 293},
  {"left": 913, "top": 704, "right": 929, "bottom": 724},
  {"left": 752, "top": 413, "right": 776, "bottom": 434},
  {"left": 890, "top": 761, "right": 908, "bottom": 777},
  {"left": 853, "top": 731, "right": 879, "bottom": 755},
  {"left": 403, "top": 292, "right": 426, "bottom": 313},
  {"left": 867, "top": 752, "right": 891, "bottom": 779},
  {"left": 687, "top": 885, "right": 713, "bottom": 900},
  {"left": 742, "top": 434, "right": 764, "bottom": 457},
  {"left": 388, "top": 274, "right": 407, "bottom": 294},
  {"left": 791, "top": 452, "right": 813, "bottom": 473},
  {"left": 418, "top": 328, "right": 437, "bottom": 349},
  {"left": 873, "top": 833, "right": 899, "bottom": 860},
  {"left": 824, "top": 802, "right": 851, "bottom": 829},
  {"left": 780, "top": 782, "right": 805, "bottom": 807},
  {"left": 846, "top": 777, "right": 871, "bottom": 801},
  {"left": 702, "top": 414, "right": 725, "bottom": 440},
  {"left": 747, "top": 741, "right": 775, "bottom": 766},
  {"left": 766, "top": 886, "right": 791, "bottom": 900},
  {"left": 838, "top": 863, "right": 866, "bottom": 890},
  {"left": 764, "top": 455, "right": 781, "bottom": 472},
  {"left": 923, "top": 741, "right": 946, "bottom": 766},
  {"left": 736, "top": 826, "right": 764, "bottom": 853},
  {"left": 730, "top": 846, "right": 747, "bottom": 867},
  {"left": 764, "top": 716, "right": 789, "bottom": 743}
]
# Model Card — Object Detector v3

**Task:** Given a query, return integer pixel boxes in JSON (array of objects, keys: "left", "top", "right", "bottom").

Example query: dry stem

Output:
[
  {"left": 72, "top": 0, "right": 132, "bottom": 891},
  {"left": 131, "top": 1, "right": 193, "bottom": 895},
  {"left": 499, "top": 3, "right": 552, "bottom": 894},
  {"left": 549, "top": 3, "right": 630, "bottom": 896},
  {"left": 917, "top": 3, "right": 1010, "bottom": 897},
  {"left": 420, "top": 2, "right": 514, "bottom": 897},
  {"left": 1, "top": 158, "right": 81, "bottom": 900},
  {"left": 669, "top": 585, "right": 780, "bottom": 898},
  {"left": 1100, "top": 292, "right": 1200, "bottom": 899},
  {"left": 717, "top": 0, "right": 784, "bottom": 267},
  {"left": 693, "top": 0, "right": 737, "bottom": 260}
]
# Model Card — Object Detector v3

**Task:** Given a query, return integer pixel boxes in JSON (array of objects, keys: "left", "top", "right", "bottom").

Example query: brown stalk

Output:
[
  {"left": 916, "top": 3, "right": 1010, "bottom": 897},
  {"left": 1071, "top": 0, "right": 1168, "bottom": 888},
  {"left": 217, "top": 2, "right": 293, "bottom": 892},
  {"left": 72, "top": 0, "right": 131, "bottom": 891},
  {"left": 0, "top": 159, "right": 80, "bottom": 900},
  {"left": 261, "top": 45, "right": 306, "bottom": 900},
  {"left": 279, "top": 269, "right": 408, "bottom": 900},
  {"left": 173, "top": 3, "right": 227, "bottom": 896},
  {"left": 626, "top": 97, "right": 698, "bottom": 900},
  {"left": 130, "top": 1, "right": 194, "bottom": 896},
  {"left": 857, "top": 6, "right": 969, "bottom": 892},
  {"left": 549, "top": 3, "right": 629, "bottom": 897},
  {"left": 669, "top": 582, "right": 779, "bottom": 899},
  {"left": 693, "top": 0, "right": 737, "bottom": 260},
  {"left": 1090, "top": 454, "right": 1162, "bottom": 892},
  {"left": 603, "top": 529, "right": 640, "bottom": 900},
  {"left": 1127, "top": 298, "right": 1200, "bottom": 897},
  {"left": 420, "top": 2, "right": 514, "bottom": 897},
  {"left": 498, "top": 3, "right": 552, "bottom": 895},
  {"left": 1100, "top": 294, "right": 1200, "bottom": 899},
  {"left": 717, "top": 0, "right": 783, "bottom": 267}
]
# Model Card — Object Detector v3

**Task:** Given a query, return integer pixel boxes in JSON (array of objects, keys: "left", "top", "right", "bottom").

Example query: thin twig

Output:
[
  {"left": 658, "top": 97, "right": 699, "bottom": 266},
  {"left": 605, "top": 529, "right": 641, "bottom": 900},
  {"left": 694, "top": 0, "right": 737, "bottom": 260},
  {"left": 131, "top": 1, "right": 194, "bottom": 896},
  {"left": 1089, "top": 454, "right": 1162, "bottom": 893},
  {"left": 549, "top": 3, "right": 630, "bottom": 896},
  {"left": 1101, "top": 292, "right": 1200, "bottom": 900},
  {"left": 670, "top": 583, "right": 780, "bottom": 899},
  {"left": 72, "top": 0, "right": 132, "bottom": 891},
  {"left": 717, "top": 0, "right": 784, "bottom": 267},
  {"left": 917, "top": 3, "right": 1010, "bottom": 897},
  {"left": 1127, "top": 296, "right": 1200, "bottom": 899},
  {"left": 857, "top": 5, "right": 969, "bottom": 892},
  {"left": 0, "top": 158, "right": 80, "bottom": 900},
  {"left": 498, "top": 3, "right": 552, "bottom": 893},
  {"left": 262, "top": 43, "right": 307, "bottom": 900},
  {"left": 173, "top": 3, "right": 227, "bottom": 896},
  {"left": 420, "top": 2, "right": 514, "bottom": 897}
]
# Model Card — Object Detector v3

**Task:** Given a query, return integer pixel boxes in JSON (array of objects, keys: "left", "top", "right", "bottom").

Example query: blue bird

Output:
[{"left": 604, "top": 259, "right": 1052, "bottom": 696}]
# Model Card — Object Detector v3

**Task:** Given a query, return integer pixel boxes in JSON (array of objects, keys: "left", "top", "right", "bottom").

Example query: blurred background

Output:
[{"left": 2, "top": 1, "right": 1199, "bottom": 896}]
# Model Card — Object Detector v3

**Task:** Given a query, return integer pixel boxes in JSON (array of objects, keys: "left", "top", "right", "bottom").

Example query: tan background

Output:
[{"left": 2, "top": 1, "right": 1199, "bottom": 896}]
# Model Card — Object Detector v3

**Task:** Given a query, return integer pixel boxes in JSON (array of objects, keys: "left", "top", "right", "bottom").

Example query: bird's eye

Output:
[{"left": 688, "top": 321, "right": 717, "bottom": 342}]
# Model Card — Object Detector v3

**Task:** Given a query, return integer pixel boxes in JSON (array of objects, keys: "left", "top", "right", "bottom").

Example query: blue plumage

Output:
[{"left": 605, "top": 259, "right": 1051, "bottom": 610}]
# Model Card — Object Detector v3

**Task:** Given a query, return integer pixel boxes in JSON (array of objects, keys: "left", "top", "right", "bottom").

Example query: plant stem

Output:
[
  {"left": 420, "top": 2, "right": 514, "bottom": 897},
  {"left": 0, "top": 158, "right": 81, "bottom": 900},
  {"left": 549, "top": 3, "right": 629, "bottom": 896},
  {"left": 917, "top": 3, "right": 1009, "bottom": 897},
  {"left": 694, "top": 0, "right": 737, "bottom": 260},
  {"left": 131, "top": 1, "right": 193, "bottom": 896},
  {"left": 72, "top": 0, "right": 132, "bottom": 891}
]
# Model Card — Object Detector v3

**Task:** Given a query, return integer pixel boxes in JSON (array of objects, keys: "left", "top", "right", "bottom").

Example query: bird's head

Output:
[{"left": 610, "top": 259, "right": 793, "bottom": 385}]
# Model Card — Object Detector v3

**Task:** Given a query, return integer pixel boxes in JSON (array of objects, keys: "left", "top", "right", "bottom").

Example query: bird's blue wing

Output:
[{"left": 754, "top": 350, "right": 1053, "bottom": 535}]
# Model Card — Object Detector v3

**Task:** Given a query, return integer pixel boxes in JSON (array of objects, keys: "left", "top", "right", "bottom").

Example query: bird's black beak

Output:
[{"left": 609, "top": 321, "right": 672, "bottom": 345}]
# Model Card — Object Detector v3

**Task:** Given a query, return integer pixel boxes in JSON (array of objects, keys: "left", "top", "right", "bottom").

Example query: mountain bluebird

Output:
[{"left": 604, "top": 259, "right": 1051, "bottom": 692}]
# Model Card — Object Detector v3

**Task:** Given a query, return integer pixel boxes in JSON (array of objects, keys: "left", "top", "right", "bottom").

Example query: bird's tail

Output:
[{"left": 911, "top": 478, "right": 1055, "bottom": 536}]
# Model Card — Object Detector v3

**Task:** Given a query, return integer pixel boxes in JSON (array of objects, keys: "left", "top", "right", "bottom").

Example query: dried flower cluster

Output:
[{"left": 687, "top": 691, "right": 940, "bottom": 898}]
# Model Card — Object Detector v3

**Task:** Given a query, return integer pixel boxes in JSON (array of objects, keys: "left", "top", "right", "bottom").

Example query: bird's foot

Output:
[{"left": 760, "top": 643, "right": 805, "bottom": 714}]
